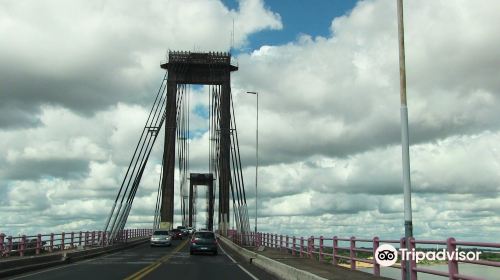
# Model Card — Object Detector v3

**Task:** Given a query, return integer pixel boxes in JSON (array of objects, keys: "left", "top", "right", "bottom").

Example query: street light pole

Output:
[
  {"left": 246, "top": 91, "right": 258, "bottom": 235},
  {"left": 397, "top": 1, "right": 413, "bottom": 279}
]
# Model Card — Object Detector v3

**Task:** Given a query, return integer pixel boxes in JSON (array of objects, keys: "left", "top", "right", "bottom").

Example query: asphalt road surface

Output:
[{"left": 7, "top": 239, "right": 277, "bottom": 280}]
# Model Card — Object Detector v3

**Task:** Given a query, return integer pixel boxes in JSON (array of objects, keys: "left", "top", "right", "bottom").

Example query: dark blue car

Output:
[{"left": 189, "top": 231, "right": 218, "bottom": 255}]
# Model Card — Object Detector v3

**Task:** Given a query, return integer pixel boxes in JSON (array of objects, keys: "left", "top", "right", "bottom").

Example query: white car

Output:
[{"left": 150, "top": 230, "right": 172, "bottom": 247}]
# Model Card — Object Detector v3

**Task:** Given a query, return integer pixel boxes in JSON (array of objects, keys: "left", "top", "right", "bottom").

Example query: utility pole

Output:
[
  {"left": 397, "top": 0, "right": 414, "bottom": 279},
  {"left": 245, "top": 91, "right": 259, "bottom": 235}
]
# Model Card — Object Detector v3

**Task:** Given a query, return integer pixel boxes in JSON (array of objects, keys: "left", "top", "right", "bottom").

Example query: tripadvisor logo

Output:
[
  {"left": 374, "top": 244, "right": 482, "bottom": 267},
  {"left": 375, "top": 244, "right": 398, "bottom": 266}
]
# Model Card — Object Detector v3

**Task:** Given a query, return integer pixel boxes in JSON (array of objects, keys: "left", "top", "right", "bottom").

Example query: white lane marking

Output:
[{"left": 218, "top": 244, "right": 259, "bottom": 280}]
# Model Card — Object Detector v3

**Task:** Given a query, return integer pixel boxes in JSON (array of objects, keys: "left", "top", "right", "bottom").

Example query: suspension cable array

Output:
[
  {"left": 229, "top": 93, "right": 251, "bottom": 238},
  {"left": 177, "top": 84, "right": 190, "bottom": 227},
  {"left": 103, "top": 72, "right": 168, "bottom": 243},
  {"left": 209, "top": 84, "right": 222, "bottom": 232},
  {"left": 153, "top": 84, "right": 191, "bottom": 229},
  {"left": 208, "top": 85, "right": 251, "bottom": 237}
]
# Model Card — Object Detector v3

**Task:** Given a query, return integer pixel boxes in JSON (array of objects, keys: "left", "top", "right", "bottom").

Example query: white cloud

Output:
[
  {"left": 0, "top": 0, "right": 282, "bottom": 127},
  {"left": 231, "top": 0, "right": 500, "bottom": 240}
]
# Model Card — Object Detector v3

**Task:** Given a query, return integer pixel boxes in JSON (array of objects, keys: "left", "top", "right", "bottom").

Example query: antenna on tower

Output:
[{"left": 230, "top": 18, "right": 235, "bottom": 52}]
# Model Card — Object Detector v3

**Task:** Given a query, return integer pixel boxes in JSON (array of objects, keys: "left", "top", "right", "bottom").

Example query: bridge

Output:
[
  {"left": 102, "top": 50, "right": 248, "bottom": 239},
  {"left": 1, "top": 50, "right": 499, "bottom": 280}
]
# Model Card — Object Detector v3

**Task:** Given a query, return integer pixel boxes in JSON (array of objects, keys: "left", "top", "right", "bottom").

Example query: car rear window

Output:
[
  {"left": 194, "top": 232, "right": 215, "bottom": 239},
  {"left": 153, "top": 230, "right": 169, "bottom": 235}
]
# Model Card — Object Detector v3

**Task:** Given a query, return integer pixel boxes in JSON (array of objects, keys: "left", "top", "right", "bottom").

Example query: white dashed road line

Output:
[{"left": 218, "top": 244, "right": 259, "bottom": 280}]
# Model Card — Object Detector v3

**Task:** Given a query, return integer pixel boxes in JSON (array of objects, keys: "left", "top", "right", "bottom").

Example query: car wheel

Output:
[
  {"left": 190, "top": 250, "right": 194, "bottom": 255},
  {"left": 213, "top": 250, "right": 218, "bottom": 256}
]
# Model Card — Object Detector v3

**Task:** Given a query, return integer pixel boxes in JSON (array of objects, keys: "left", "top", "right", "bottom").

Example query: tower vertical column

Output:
[
  {"left": 219, "top": 80, "right": 231, "bottom": 235},
  {"left": 188, "top": 180, "right": 194, "bottom": 227},
  {"left": 160, "top": 79, "right": 177, "bottom": 230},
  {"left": 208, "top": 179, "right": 214, "bottom": 231}
]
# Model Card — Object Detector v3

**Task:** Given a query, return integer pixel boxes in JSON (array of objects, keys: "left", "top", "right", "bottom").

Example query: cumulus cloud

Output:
[
  {"left": 232, "top": 0, "right": 500, "bottom": 240},
  {"left": 233, "top": 0, "right": 500, "bottom": 164},
  {"left": 0, "top": 0, "right": 281, "bottom": 128}
]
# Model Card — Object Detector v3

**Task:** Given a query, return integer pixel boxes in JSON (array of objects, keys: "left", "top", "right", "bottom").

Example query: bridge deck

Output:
[{"left": 4, "top": 239, "right": 276, "bottom": 280}]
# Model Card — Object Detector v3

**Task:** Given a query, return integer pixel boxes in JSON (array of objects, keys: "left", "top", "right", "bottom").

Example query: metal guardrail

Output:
[
  {"left": 228, "top": 231, "right": 500, "bottom": 280},
  {"left": 0, "top": 229, "right": 152, "bottom": 258}
]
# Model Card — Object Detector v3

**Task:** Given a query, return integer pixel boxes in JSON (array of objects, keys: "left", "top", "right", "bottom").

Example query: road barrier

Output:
[
  {"left": 218, "top": 234, "right": 327, "bottom": 280},
  {"left": 0, "top": 228, "right": 152, "bottom": 258},
  {"left": 228, "top": 231, "right": 500, "bottom": 280}
]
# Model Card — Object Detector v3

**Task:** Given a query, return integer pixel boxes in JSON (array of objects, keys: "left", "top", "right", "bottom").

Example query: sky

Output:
[{"left": 1, "top": 0, "right": 500, "bottom": 242}]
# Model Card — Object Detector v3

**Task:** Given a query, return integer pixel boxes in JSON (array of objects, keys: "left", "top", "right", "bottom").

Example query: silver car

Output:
[{"left": 150, "top": 230, "right": 172, "bottom": 247}]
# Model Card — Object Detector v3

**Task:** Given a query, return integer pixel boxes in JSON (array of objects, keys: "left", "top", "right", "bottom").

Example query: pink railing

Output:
[
  {"left": 0, "top": 228, "right": 153, "bottom": 258},
  {"left": 228, "top": 232, "right": 500, "bottom": 280},
  {"left": 227, "top": 230, "right": 262, "bottom": 248}
]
